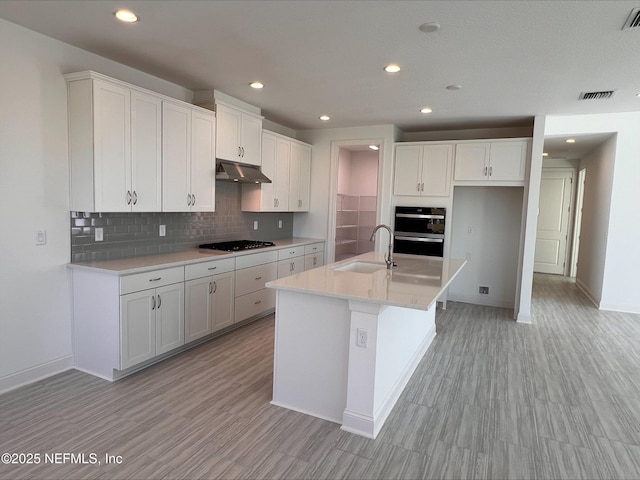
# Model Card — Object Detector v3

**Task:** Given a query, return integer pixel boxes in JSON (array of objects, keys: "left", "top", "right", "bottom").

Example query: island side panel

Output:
[{"left": 271, "top": 290, "right": 351, "bottom": 423}]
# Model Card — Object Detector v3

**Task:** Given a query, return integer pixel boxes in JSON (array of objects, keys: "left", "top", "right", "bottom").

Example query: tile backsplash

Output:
[{"left": 71, "top": 182, "right": 294, "bottom": 262}]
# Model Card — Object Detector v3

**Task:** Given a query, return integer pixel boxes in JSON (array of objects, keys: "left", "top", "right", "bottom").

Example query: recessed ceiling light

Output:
[
  {"left": 319, "top": 115, "right": 330, "bottom": 121},
  {"left": 566, "top": 138, "right": 576, "bottom": 144},
  {"left": 542, "top": 152, "right": 549, "bottom": 157},
  {"left": 369, "top": 145, "right": 379, "bottom": 151},
  {"left": 384, "top": 64, "right": 401, "bottom": 73},
  {"left": 420, "top": 107, "right": 433, "bottom": 114},
  {"left": 249, "top": 81, "right": 264, "bottom": 89},
  {"left": 446, "top": 84, "right": 462, "bottom": 91},
  {"left": 114, "top": 9, "right": 139, "bottom": 23},
  {"left": 419, "top": 22, "right": 441, "bottom": 33}
]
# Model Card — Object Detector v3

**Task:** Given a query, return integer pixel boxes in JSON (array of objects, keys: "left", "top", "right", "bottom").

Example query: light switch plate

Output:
[
  {"left": 159, "top": 225, "right": 166, "bottom": 237},
  {"left": 36, "top": 230, "right": 46, "bottom": 246}
]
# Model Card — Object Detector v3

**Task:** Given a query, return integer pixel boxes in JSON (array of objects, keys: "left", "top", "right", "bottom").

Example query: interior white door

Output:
[{"left": 534, "top": 169, "right": 574, "bottom": 274}]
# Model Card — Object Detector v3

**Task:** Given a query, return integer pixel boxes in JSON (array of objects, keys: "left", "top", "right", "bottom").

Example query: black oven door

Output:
[
  {"left": 394, "top": 234, "right": 444, "bottom": 257},
  {"left": 394, "top": 208, "right": 445, "bottom": 235}
]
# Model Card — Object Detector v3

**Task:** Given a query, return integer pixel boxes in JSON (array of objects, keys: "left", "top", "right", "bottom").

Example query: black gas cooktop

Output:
[{"left": 199, "top": 240, "right": 276, "bottom": 252}]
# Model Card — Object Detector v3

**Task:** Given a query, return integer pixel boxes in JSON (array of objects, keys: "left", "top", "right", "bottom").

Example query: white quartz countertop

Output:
[
  {"left": 266, "top": 252, "right": 466, "bottom": 311},
  {"left": 68, "top": 237, "right": 323, "bottom": 275}
]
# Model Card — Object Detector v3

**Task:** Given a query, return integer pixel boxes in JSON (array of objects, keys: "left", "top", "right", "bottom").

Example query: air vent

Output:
[
  {"left": 622, "top": 8, "right": 640, "bottom": 30},
  {"left": 579, "top": 90, "right": 616, "bottom": 100}
]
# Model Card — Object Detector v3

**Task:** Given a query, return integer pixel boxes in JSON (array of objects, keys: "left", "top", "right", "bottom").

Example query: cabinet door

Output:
[
  {"left": 185, "top": 276, "right": 212, "bottom": 344},
  {"left": 277, "top": 257, "right": 304, "bottom": 278},
  {"left": 454, "top": 143, "right": 490, "bottom": 181},
  {"left": 422, "top": 144, "right": 453, "bottom": 196},
  {"left": 162, "top": 102, "right": 191, "bottom": 211},
  {"left": 131, "top": 90, "right": 162, "bottom": 212},
  {"left": 240, "top": 113, "right": 262, "bottom": 166},
  {"left": 155, "top": 283, "right": 185, "bottom": 355},
  {"left": 488, "top": 141, "right": 527, "bottom": 181},
  {"left": 258, "top": 132, "right": 277, "bottom": 211},
  {"left": 190, "top": 110, "right": 216, "bottom": 212},
  {"left": 274, "top": 138, "right": 291, "bottom": 211},
  {"left": 305, "top": 252, "right": 324, "bottom": 270},
  {"left": 93, "top": 80, "right": 131, "bottom": 212},
  {"left": 120, "top": 290, "right": 156, "bottom": 370},
  {"left": 211, "top": 271, "right": 235, "bottom": 332},
  {"left": 290, "top": 142, "right": 311, "bottom": 211},
  {"left": 215, "top": 104, "right": 242, "bottom": 162},
  {"left": 393, "top": 145, "right": 422, "bottom": 195}
]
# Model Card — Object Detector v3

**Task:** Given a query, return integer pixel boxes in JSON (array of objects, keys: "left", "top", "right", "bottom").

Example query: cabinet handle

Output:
[
  {"left": 254, "top": 300, "right": 262, "bottom": 305},
  {"left": 298, "top": 199, "right": 302, "bottom": 208},
  {"left": 208, "top": 266, "right": 217, "bottom": 271},
  {"left": 238, "top": 146, "right": 242, "bottom": 157},
  {"left": 489, "top": 166, "right": 493, "bottom": 177},
  {"left": 149, "top": 277, "right": 162, "bottom": 282},
  {"left": 132, "top": 191, "right": 138, "bottom": 205},
  {"left": 313, "top": 257, "right": 317, "bottom": 266},
  {"left": 187, "top": 194, "right": 192, "bottom": 206},
  {"left": 255, "top": 276, "right": 262, "bottom": 280},
  {"left": 126, "top": 190, "right": 132, "bottom": 205},
  {"left": 151, "top": 295, "right": 156, "bottom": 310},
  {"left": 417, "top": 183, "right": 420, "bottom": 192},
  {"left": 421, "top": 183, "right": 425, "bottom": 192},
  {"left": 209, "top": 281, "right": 213, "bottom": 294},
  {"left": 192, "top": 194, "right": 196, "bottom": 206},
  {"left": 484, "top": 166, "right": 488, "bottom": 177},
  {"left": 241, "top": 147, "right": 245, "bottom": 157},
  {"left": 157, "top": 294, "right": 161, "bottom": 309},
  {"left": 212, "top": 281, "right": 217, "bottom": 293},
  {"left": 274, "top": 198, "right": 277, "bottom": 208}
]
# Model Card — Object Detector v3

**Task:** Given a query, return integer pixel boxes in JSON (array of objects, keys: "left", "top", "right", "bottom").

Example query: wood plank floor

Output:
[{"left": 2, "top": 274, "right": 640, "bottom": 479}]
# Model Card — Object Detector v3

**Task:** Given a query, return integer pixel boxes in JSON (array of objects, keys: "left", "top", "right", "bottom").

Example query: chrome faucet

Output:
[{"left": 370, "top": 224, "right": 395, "bottom": 269}]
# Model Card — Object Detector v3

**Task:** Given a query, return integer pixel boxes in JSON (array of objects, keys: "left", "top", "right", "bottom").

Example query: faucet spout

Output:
[{"left": 370, "top": 224, "right": 394, "bottom": 269}]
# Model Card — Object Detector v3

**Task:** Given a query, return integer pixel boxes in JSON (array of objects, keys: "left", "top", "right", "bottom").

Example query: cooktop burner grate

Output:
[{"left": 199, "top": 240, "right": 276, "bottom": 252}]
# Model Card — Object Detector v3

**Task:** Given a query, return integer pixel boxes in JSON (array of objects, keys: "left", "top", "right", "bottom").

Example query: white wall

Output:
[
  {"left": 350, "top": 151, "right": 379, "bottom": 196},
  {"left": 545, "top": 113, "right": 640, "bottom": 314},
  {"left": 0, "top": 19, "right": 192, "bottom": 392},
  {"left": 449, "top": 187, "right": 524, "bottom": 308}
]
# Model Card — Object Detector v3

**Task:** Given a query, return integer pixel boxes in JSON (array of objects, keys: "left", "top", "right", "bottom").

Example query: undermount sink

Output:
[{"left": 334, "top": 261, "right": 387, "bottom": 274}]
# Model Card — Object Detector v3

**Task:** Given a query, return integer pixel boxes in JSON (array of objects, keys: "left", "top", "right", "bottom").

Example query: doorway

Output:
[
  {"left": 569, "top": 167, "right": 586, "bottom": 278},
  {"left": 335, "top": 146, "right": 380, "bottom": 261}
]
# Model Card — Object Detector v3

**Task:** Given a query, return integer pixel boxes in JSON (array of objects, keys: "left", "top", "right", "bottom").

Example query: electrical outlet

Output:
[
  {"left": 253, "top": 220, "right": 258, "bottom": 230},
  {"left": 467, "top": 226, "right": 474, "bottom": 235},
  {"left": 278, "top": 219, "right": 282, "bottom": 229},
  {"left": 36, "top": 230, "right": 46, "bottom": 246},
  {"left": 95, "top": 228, "right": 103, "bottom": 242},
  {"left": 159, "top": 225, "right": 166, "bottom": 237},
  {"left": 479, "top": 286, "right": 489, "bottom": 295},
  {"left": 356, "top": 328, "right": 368, "bottom": 348}
]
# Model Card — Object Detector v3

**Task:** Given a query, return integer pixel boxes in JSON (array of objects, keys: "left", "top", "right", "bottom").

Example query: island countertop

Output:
[{"left": 266, "top": 252, "right": 466, "bottom": 311}]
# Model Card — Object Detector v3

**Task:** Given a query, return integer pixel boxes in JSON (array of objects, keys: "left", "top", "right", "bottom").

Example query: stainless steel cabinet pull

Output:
[
  {"left": 208, "top": 266, "right": 217, "bottom": 271},
  {"left": 255, "top": 276, "right": 262, "bottom": 280},
  {"left": 489, "top": 166, "right": 493, "bottom": 176},
  {"left": 192, "top": 194, "right": 195, "bottom": 205},
  {"left": 212, "top": 281, "right": 217, "bottom": 293},
  {"left": 254, "top": 300, "right": 262, "bottom": 305},
  {"left": 132, "top": 191, "right": 138, "bottom": 205},
  {"left": 149, "top": 277, "right": 162, "bottom": 282},
  {"left": 151, "top": 295, "right": 156, "bottom": 310},
  {"left": 274, "top": 198, "right": 277, "bottom": 208},
  {"left": 157, "top": 294, "right": 161, "bottom": 309},
  {"left": 127, "top": 191, "right": 132, "bottom": 205},
  {"left": 417, "top": 183, "right": 421, "bottom": 192},
  {"left": 187, "top": 194, "right": 192, "bottom": 206},
  {"left": 238, "top": 146, "right": 242, "bottom": 157},
  {"left": 313, "top": 257, "right": 317, "bottom": 266},
  {"left": 484, "top": 166, "right": 488, "bottom": 176},
  {"left": 241, "top": 147, "right": 245, "bottom": 157},
  {"left": 209, "top": 282, "right": 213, "bottom": 294},
  {"left": 421, "top": 183, "right": 425, "bottom": 192}
]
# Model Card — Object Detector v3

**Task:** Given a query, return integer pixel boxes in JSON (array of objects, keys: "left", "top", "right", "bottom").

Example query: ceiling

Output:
[{"left": 1, "top": 1, "right": 640, "bottom": 133}]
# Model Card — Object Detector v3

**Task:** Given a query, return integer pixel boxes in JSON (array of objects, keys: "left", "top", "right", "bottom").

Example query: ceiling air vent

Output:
[
  {"left": 622, "top": 8, "right": 640, "bottom": 30},
  {"left": 579, "top": 90, "right": 616, "bottom": 100}
]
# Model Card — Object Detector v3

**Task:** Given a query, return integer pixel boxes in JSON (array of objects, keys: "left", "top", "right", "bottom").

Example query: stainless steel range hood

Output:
[{"left": 215, "top": 161, "right": 272, "bottom": 183}]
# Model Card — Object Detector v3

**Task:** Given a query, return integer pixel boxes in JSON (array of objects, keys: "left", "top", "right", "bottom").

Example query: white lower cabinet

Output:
[
  {"left": 234, "top": 250, "right": 278, "bottom": 323},
  {"left": 304, "top": 242, "right": 325, "bottom": 270},
  {"left": 277, "top": 246, "right": 305, "bottom": 278}
]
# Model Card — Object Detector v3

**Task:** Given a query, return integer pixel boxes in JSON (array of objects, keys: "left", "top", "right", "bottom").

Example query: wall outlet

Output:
[
  {"left": 278, "top": 219, "right": 282, "bottom": 229},
  {"left": 356, "top": 328, "right": 368, "bottom": 348},
  {"left": 479, "top": 285, "right": 489, "bottom": 295},
  {"left": 159, "top": 225, "right": 166, "bottom": 237},
  {"left": 467, "top": 226, "right": 474, "bottom": 235},
  {"left": 253, "top": 220, "right": 258, "bottom": 230},
  {"left": 36, "top": 230, "right": 46, "bottom": 246},
  {"left": 95, "top": 228, "right": 103, "bottom": 242}
]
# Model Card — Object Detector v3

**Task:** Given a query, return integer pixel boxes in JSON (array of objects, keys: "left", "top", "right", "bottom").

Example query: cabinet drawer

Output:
[
  {"left": 278, "top": 246, "right": 304, "bottom": 260},
  {"left": 235, "top": 250, "right": 279, "bottom": 269},
  {"left": 235, "top": 262, "right": 277, "bottom": 297},
  {"left": 185, "top": 257, "right": 235, "bottom": 281},
  {"left": 304, "top": 242, "right": 324, "bottom": 255},
  {"left": 234, "top": 288, "right": 276, "bottom": 323},
  {"left": 120, "top": 266, "right": 184, "bottom": 295}
]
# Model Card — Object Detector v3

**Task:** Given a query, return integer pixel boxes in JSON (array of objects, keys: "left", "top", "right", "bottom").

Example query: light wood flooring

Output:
[{"left": 2, "top": 274, "right": 640, "bottom": 479}]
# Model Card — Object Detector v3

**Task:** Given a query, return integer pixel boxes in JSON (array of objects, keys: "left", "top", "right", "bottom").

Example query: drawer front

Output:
[
  {"left": 235, "top": 262, "right": 278, "bottom": 297},
  {"left": 120, "top": 266, "right": 184, "bottom": 295},
  {"left": 234, "top": 288, "right": 276, "bottom": 323},
  {"left": 185, "top": 257, "right": 235, "bottom": 281},
  {"left": 278, "top": 246, "right": 304, "bottom": 260},
  {"left": 235, "top": 250, "right": 279, "bottom": 269},
  {"left": 304, "top": 242, "right": 325, "bottom": 255}
]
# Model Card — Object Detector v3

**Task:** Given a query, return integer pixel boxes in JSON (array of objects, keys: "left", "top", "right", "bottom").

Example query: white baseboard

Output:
[
  {"left": 598, "top": 303, "right": 640, "bottom": 315},
  {"left": 447, "top": 293, "right": 514, "bottom": 309},
  {"left": 270, "top": 400, "right": 342, "bottom": 425},
  {"left": 0, "top": 356, "right": 73, "bottom": 395},
  {"left": 516, "top": 312, "right": 532, "bottom": 324},
  {"left": 575, "top": 279, "right": 600, "bottom": 308}
]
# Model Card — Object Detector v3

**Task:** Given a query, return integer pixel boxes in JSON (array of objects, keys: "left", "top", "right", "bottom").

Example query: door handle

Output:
[
  {"left": 132, "top": 191, "right": 138, "bottom": 205},
  {"left": 209, "top": 282, "right": 213, "bottom": 294},
  {"left": 126, "top": 190, "right": 132, "bottom": 205},
  {"left": 187, "top": 194, "right": 192, "bottom": 206},
  {"left": 192, "top": 194, "right": 195, "bottom": 206},
  {"left": 156, "top": 294, "right": 161, "bottom": 309},
  {"left": 212, "top": 281, "right": 217, "bottom": 293},
  {"left": 151, "top": 295, "right": 156, "bottom": 310}
]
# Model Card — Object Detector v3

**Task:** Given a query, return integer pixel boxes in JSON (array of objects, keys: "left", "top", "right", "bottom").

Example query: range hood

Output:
[{"left": 215, "top": 161, "right": 272, "bottom": 183}]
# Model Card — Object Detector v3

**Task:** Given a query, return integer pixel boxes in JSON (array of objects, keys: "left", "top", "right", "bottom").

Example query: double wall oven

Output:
[{"left": 393, "top": 206, "right": 446, "bottom": 257}]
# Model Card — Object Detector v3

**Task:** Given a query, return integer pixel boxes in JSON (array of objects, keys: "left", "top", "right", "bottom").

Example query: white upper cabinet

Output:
[
  {"left": 215, "top": 102, "right": 262, "bottom": 166},
  {"left": 454, "top": 140, "right": 527, "bottom": 183},
  {"left": 242, "top": 131, "right": 311, "bottom": 212},
  {"left": 66, "top": 72, "right": 162, "bottom": 212},
  {"left": 162, "top": 101, "right": 216, "bottom": 212},
  {"left": 394, "top": 144, "right": 452, "bottom": 196}
]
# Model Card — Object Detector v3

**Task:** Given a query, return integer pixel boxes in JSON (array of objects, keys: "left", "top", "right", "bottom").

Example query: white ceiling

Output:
[{"left": 1, "top": 1, "right": 640, "bottom": 134}]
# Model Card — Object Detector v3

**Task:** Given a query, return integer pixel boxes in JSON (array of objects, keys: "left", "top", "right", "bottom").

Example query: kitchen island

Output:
[{"left": 266, "top": 252, "right": 466, "bottom": 439}]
